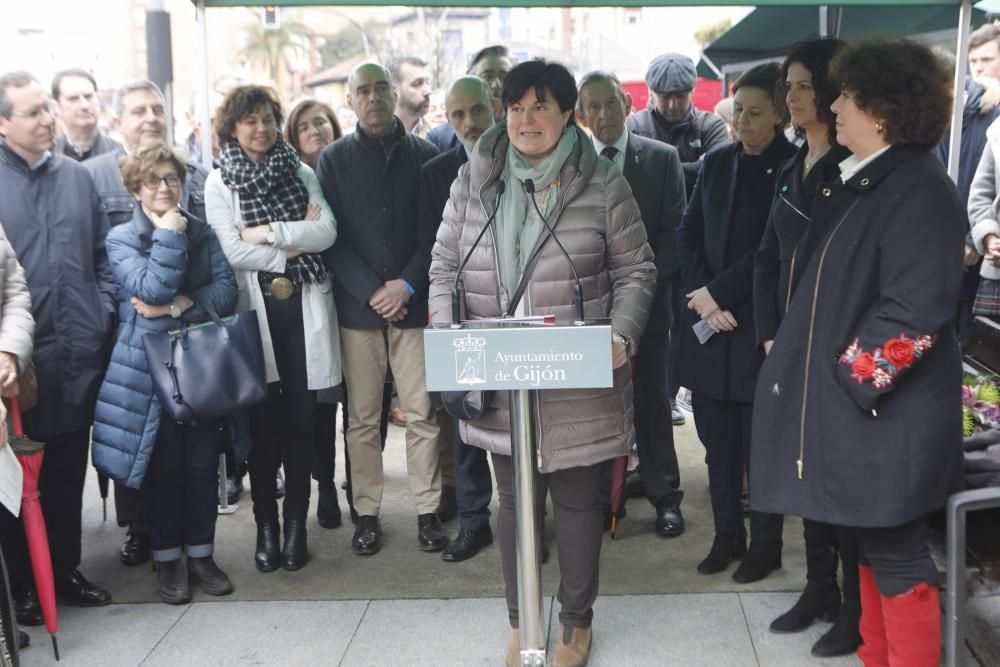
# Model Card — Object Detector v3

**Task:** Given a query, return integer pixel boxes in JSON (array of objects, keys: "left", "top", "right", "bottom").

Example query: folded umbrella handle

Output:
[{"left": 7, "top": 396, "right": 22, "bottom": 437}]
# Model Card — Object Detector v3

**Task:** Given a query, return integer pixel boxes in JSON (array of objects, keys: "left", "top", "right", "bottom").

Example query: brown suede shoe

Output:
[
  {"left": 552, "top": 623, "right": 592, "bottom": 667},
  {"left": 505, "top": 629, "right": 520, "bottom": 667}
]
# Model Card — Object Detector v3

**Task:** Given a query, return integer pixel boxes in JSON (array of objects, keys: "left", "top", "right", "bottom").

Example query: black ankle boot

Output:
[
  {"left": 732, "top": 540, "right": 783, "bottom": 583},
  {"left": 188, "top": 556, "right": 233, "bottom": 596},
  {"left": 811, "top": 601, "right": 862, "bottom": 657},
  {"left": 255, "top": 520, "right": 280, "bottom": 573},
  {"left": 156, "top": 559, "right": 191, "bottom": 605},
  {"left": 697, "top": 528, "right": 747, "bottom": 574},
  {"left": 282, "top": 517, "right": 308, "bottom": 570},
  {"left": 317, "top": 483, "right": 342, "bottom": 529},
  {"left": 770, "top": 580, "right": 841, "bottom": 633}
]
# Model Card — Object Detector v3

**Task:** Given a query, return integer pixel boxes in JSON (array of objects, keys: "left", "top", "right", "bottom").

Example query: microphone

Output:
[
  {"left": 452, "top": 179, "right": 506, "bottom": 326},
  {"left": 522, "top": 178, "right": 585, "bottom": 324}
]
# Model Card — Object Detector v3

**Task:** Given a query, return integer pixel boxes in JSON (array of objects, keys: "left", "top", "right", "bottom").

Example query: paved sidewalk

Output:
[
  {"left": 19, "top": 593, "right": 870, "bottom": 667},
  {"left": 12, "top": 411, "right": 979, "bottom": 666}
]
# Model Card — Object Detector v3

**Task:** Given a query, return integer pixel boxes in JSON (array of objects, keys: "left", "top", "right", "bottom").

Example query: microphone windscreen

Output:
[
  {"left": 522, "top": 178, "right": 535, "bottom": 195},
  {"left": 496, "top": 180, "right": 506, "bottom": 195}
]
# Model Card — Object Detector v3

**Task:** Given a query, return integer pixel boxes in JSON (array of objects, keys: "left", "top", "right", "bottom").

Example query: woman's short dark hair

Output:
[
  {"left": 501, "top": 59, "right": 577, "bottom": 127},
  {"left": 119, "top": 140, "right": 187, "bottom": 195},
  {"left": 285, "top": 99, "right": 343, "bottom": 155},
  {"left": 781, "top": 38, "right": 845, "bottom": 144},
  {"left": 213, "top": 85, "right": 284, "bottom": 147},
  {"left": 830, "top": 39, "right": 952, "bottom": 147},
  {"left": 732, "top": 63, "right": 789, "bottom": 132}
]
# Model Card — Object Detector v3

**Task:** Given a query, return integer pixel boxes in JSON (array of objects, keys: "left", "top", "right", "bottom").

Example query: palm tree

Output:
[{"left": 238, "top": 20, "right": 312, "bottom": 92}]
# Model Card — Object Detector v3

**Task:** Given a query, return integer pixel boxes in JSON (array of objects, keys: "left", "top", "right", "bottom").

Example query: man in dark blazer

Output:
[
  {"left": 578, "top": 71, "right": 688, "bottom": 536},
  {"left": 419, "top": 76, "right": 500, "bottom": 562}
]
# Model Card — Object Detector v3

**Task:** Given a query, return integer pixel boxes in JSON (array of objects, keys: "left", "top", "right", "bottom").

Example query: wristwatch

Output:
[
  {"left": 169, "top": 298, "right": 182, "bottom": 319},
  {"left": 264, "top": 225, "right": 276, "bottom": 245}
]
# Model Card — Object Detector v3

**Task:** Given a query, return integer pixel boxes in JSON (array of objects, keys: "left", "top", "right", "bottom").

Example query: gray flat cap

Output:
[{"left": 645, "top": 53, "right": 696, "bottom": 94}]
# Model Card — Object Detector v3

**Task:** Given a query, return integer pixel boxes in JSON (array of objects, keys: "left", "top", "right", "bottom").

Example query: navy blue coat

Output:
[
  {"left": 751, "top": 147, "right": 965, "bottom": 527},
  {"left": 317, "top": 117, "right": 439, "bottom": 330},
  {"left": 673, "top": 135, "right": 796, "bottom": 403},
  {"left": 0, "top": 142, "right": 117, "bottom": 437},
  {"left": 933, "top": 78, "right": 1000, "bottom": 207},
  {"left": 754, "top": 143, "right": 851, "bottom": 344},
  {"left": 91, "top": 209, "right": 237, "bottom": 488}
]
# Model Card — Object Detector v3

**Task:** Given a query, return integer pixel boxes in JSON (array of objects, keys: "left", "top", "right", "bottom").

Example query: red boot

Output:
[
  {"left": 857, "top": 565, "right": 889, "bottom": 667},
  {"left": 882, "top": 583, "right": 940, "bottom": 667}
]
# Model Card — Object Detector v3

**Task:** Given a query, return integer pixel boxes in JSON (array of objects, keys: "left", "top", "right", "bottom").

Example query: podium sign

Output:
[
  {"left": 423, "top": 322, "right": 613, "bottom": 392},
  {"left": 423, "top": 320, "right": 613, "bottom": 667}
]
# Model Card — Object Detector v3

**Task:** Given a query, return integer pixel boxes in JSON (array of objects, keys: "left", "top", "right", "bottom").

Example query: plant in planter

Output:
[{"left": 962, "top": 375, "right": 1000, "bottom": 436}]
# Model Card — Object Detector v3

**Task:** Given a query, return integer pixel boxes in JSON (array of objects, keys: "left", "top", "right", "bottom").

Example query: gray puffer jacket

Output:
[{"left": 428, "top": 124, "right": 656, "bottom": 473}]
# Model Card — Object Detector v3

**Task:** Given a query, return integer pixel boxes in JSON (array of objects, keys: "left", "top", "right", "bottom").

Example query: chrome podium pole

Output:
[{"left": 509, "top": 388, "right": 545, "bottom": 667}]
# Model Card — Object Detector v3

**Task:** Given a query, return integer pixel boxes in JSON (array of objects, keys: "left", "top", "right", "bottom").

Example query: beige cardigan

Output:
[
  {"left": 204, "top": 164, "right": 341, "bottom": 390},
  {"left": 0, "top": 225, "right": 33, "bottom": 369}
]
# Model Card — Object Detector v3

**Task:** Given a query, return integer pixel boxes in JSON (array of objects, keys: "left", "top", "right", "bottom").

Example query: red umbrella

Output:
[
  {"left": 608, "top": 455, "right": 628, "bottom": 539},
  {"left": 8, "top": 397, "right": 59, "bottom": 660}
]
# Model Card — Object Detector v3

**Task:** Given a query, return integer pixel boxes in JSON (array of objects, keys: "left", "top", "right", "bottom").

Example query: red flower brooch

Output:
[{"left": 838, "top": 333, "right": 936, "bottom": 389}]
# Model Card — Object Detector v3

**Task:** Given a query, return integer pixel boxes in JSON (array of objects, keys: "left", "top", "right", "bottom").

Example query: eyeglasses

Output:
[{"left": 142, "top": 173, "right": 182, "bottom": 189}]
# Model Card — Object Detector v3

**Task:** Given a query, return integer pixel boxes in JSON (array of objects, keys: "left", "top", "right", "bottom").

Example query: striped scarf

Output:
[{"left": 219, "top": 138, "right": 326, "bottom": 285}]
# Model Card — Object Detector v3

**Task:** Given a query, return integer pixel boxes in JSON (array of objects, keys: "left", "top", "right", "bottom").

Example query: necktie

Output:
[{"left": 601, "top": 146, "right": 618, "bottom": 161}]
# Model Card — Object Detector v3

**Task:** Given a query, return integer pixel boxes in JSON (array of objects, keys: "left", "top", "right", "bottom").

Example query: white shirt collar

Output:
[
  {"left": 592, "top": 127, "right": 629, "bottom": 158},
  {"left": 839, "top": 146, "right": 891, "bottom": 183}
]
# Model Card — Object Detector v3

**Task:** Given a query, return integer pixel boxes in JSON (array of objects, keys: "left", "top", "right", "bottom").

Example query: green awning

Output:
[{"left": 702, "top": 4, "right": 986, "bottom": 76}]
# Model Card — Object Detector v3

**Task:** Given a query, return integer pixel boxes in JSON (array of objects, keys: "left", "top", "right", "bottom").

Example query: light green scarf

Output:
[{"left": 496, "top": 127, "right": 578, "bottom": 303}]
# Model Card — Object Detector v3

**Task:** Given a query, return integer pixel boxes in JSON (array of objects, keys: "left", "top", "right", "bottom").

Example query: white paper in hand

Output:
[
  {"left": 0, "top": 445, "right": 22, "bottom": 518},
  {"left": 693, "top": 319, "right": 717, "bottom": 345}
]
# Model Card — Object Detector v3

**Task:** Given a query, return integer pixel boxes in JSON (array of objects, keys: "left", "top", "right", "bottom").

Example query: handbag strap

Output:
[{"left": 179, "top": 298, "right": 229, "bottom": 347}]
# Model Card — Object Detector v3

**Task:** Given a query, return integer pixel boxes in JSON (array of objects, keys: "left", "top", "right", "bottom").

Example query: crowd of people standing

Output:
[{"left": 0, "top": 23, "right": 995, "bottom": 664}]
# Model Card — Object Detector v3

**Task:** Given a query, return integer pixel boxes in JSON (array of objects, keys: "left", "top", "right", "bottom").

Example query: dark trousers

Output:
[
  {"left": 691, "top": 394, "right": 783, "bottom": 541},
  {"left": 803, "top": 519, "right": 860, "bottom": 603},
  {"left": 0, "top": 430, "right": 91, "bottom": 585},
  {"left": 634, "top": 331, "right": 683, "bottom": 508},
  {"left": 313, "top": 402, "right": 339, "bottom": 491},
  {"left": 855, "top": 519, "right": 937, "bottom": 597},
  {"left": 147, "top": 416, "right": 224, "bottom": 560},
  {"left": 248, "top": 293, "right": 318, "bottom": 523},
  {"left": 493, "top": 454, "right": 602, "bottom": 629},
  {"left": 668, "top": 277, "right": 686, "bottom": 399},
  {"left": 113, "top": 481, "right": 147, "bottom": 532},
  {"left": 454, "top": 418, "right": 492, "bottom": 532}
]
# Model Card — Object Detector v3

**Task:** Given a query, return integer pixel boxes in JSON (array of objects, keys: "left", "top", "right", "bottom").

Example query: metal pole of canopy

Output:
[
  {"left": 195, "top": 0, "right": 213, "bottom": 171},
  {"left": 510, "top": 388, "right": 545, "bottom": 667},
  {"left": 948, "top": 0, "right": 974, "bottom": 184},
  {"left": 819, "top": 6, "right": 829, "bottom": 37}
]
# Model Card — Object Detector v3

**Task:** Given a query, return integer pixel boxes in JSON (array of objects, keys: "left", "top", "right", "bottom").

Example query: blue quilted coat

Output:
[{"left": 92, "top": 207, "right": 237, "bottom": 488}]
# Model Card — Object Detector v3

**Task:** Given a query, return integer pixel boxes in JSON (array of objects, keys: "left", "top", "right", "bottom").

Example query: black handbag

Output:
[
  {"left": 142, "top": 302, "right": 267, "bottom": 424},
  {"left": 441, "top": 388, "right": 492, "bottom": 420}
]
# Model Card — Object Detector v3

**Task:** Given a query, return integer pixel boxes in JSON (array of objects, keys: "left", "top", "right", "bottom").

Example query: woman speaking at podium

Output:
[{"left": 429, "top": 59, "right": 655, "bottom": 667}]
